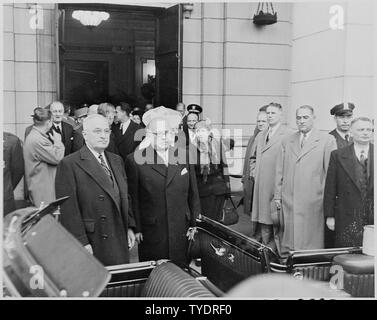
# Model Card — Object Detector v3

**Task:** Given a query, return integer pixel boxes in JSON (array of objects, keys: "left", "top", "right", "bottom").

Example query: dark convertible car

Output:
[{"left": 3, "top": 198, "right": 374, "bottom": 298}]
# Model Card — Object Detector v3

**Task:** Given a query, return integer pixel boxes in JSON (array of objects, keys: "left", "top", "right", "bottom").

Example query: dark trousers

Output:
[
  {"left": 324, "top": 226, "right": 335, "bottom": 248},
  {"left": 200, "top": 194, "right": 226, "bottom": 221},
  {"left": 3, "top": 199, "right": 16, "bottom": 216}
]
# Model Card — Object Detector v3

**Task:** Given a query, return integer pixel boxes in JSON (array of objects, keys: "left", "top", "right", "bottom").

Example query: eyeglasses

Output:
[
  {"left": 92, "top": 128, "right": 111, "bottom": 135},
  {"left": 150, "top": 131, "right": 173, "bottom": 138}
]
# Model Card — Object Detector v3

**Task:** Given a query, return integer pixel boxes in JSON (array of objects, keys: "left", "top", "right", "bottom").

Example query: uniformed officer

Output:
[
  {"left": 187, "top": 104, "right": 203, "bottom": 117},
  {"left": 329, "top": 102, "right": 355, "bottom": 149}
]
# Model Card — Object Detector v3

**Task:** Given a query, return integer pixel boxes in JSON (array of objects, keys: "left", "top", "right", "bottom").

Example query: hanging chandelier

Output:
[
  {"left": 253, "top": 3, "right": 277, "bottom": 26},
  {"left": 72, "top": 10, "right": 110, "bottom": 29}
]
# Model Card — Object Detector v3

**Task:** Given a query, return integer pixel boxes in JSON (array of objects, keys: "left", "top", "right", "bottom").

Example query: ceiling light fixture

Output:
[{"left": 72, "top": 10, "right": 110, "bottom": 29}]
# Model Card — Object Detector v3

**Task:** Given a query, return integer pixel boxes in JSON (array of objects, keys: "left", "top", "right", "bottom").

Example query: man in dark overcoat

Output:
[
  {"left": 324, "top": 117, "right": 374, "bottom": 248},
  {"left": 114, "top": 102, "right": 144, "bottom": 161},
  {"left": 48, "top": 101, "right": 74, "bottom": 156},
  {"left": 3, "top": 131, "right": 24, "bottom": 215},
  {"left": 125, "top": 107, "right": 201, "bottom": 263},
  {"left": 326, "top": 102, "right": 355, "bottom": 247},
  {"left": 55, "top": 114, "right": 136, "bottom": 266}
]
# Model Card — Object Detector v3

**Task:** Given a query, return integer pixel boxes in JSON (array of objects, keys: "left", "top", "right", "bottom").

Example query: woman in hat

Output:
[{"left": 192, "top": 119, "right": 229, "bottom": 221}]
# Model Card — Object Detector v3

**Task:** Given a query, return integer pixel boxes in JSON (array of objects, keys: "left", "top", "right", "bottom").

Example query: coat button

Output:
[
  {"left": 102, "top": 234, "right": 108, "bottom": 239},
  {"left": 98, "top": 195, "right": 105, "bottom": 201}
]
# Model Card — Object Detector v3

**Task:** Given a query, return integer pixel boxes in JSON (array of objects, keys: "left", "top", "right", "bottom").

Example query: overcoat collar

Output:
[
  {"left": 78, "top": 146, "right": 121, "bottom": 213},
  {"left": 338, "top": 143, "right": 374, "bottom": 193},
  {"left": 142, "top": 145, "right": 181, "bottom": 186},
  {"left": 288, "top": 128, "right": 321, "bottom": 161},
  {"left": 261, "top": 124, "right": 286, "bottom": 152}
]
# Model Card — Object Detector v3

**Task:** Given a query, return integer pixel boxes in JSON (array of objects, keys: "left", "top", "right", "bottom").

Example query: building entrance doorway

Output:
[{"left": 58, "top": 3, "right": 182, "bottom": 109}]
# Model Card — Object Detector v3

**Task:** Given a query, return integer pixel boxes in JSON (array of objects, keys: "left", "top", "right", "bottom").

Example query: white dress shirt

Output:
[
  {"left": 267, "top": 123, "right": 281, "bottom": 141},
  {"left": 300, "top": 129, "right": 312, "bottom": 147},
  {"left": 54, "top": 122, "right": 62, "bottom": 133},
  {"left": 87, "top": 145, "right": 110, "bottom": 168},
  {"left": 354, "top": 144, "right": 369, "bottom": 161},
  {"left": 156, "top": 149, "right": 169, "bottom": 166},
  {"left": 336, "top": 129, "right": 349, "bottom": 141},
  {"left": 120, "top": 119, "right": 131, "bottom": 135}
]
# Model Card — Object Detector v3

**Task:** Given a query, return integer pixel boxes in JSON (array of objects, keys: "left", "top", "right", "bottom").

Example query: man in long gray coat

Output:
[
  {"left": 274, "top": 105, "right": 337, "bottom": 255},
  {"left": 24, "top": 107, "right": 65, "bottom": 208},
  {"left": 251, "top": 103, "right": 292, "bottom": 252},
  {"left": 242, "top": 108, "right": 268, "bottom": 216}
]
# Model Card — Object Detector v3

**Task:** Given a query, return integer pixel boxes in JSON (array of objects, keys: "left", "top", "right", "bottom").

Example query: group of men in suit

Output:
[
  {"left": 244, "top": 102, "right": 374, "bottom": 256},
  {"left": 13, "top": 98, "right": 201, "bottom": 267},
  {"left": 56, "top": 106, "right": 200, "bottom": 266}
]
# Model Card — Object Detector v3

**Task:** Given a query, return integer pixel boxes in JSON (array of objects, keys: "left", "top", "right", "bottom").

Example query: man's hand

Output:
[
  {"left": 275, "top": 199, "right": 282, "bottom": 210},
  {"left": 128, "top": 228, "right": 136, "bottom": 249},
  {"left": 135, "top": 232, "right": 143, "bottom": 243},
  {"left": 49, "top": 130, "right": 62, "bottom": 144},
  {"left": 326, "top": 217, "right": 335, "bottom": 231},
  {"left": 186, "top": 227, "right": 197, "bottom": 241},
  {"left": 84, "top": 244, "right": 93, "bottom": 255}
]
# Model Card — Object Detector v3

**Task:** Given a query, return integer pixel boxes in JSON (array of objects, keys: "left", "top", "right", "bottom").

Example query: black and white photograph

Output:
[{"left": 1, "top": 0, "right": 376, "bottom": 302}]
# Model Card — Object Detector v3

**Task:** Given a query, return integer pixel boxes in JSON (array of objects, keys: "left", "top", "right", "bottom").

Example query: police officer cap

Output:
[
  {"left": 74, "top": 107, "right": 88, "bottom": 119},
  {"left": 330, "top": 102, "right": 355, "bottom": 116},
  {"left": 187, "top": 104, "right": 203, "bottom": 114}
]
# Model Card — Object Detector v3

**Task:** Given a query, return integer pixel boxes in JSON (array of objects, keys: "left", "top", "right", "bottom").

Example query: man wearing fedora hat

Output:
[{"left": 125, "top": 106, "right": 201, "bottom": 263}]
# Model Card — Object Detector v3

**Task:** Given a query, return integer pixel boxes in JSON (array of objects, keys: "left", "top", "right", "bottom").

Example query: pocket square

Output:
[{"left": 181, "top": 168, "right": 188, "bottom": 175}]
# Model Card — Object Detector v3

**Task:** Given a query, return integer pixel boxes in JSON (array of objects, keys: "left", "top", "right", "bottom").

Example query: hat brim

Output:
[{"left": 335, "top": 110, "right": 353, "bottom": 116}]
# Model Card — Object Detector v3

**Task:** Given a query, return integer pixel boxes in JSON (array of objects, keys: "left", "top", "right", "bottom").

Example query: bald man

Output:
[
  {"left": 48, "top": 101, "right": 74, "bottom": 156},
  {"left": 55, "top": 114, "right": 136, "bottom": 266}
]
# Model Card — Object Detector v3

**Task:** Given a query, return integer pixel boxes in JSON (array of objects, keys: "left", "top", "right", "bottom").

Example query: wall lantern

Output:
[
  {"left": 182, "top": 3, "right": 194, "bottom": 19},
  {"left": 72, "top": 10, "right": 110, "bottom": 29},
  {"left": 253, "top": 3, "right": 277, "bottom": 25}
]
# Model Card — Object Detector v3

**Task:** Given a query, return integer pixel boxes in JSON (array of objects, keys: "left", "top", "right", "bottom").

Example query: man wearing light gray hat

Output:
[{"left": 125, "top": 106, "right": 201, "bottom": 263}]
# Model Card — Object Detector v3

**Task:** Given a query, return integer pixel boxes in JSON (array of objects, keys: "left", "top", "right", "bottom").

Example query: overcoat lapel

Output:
[
  {"left": 368, "top": 144, "right": 374, "bottom": 190},
  {"left": 338, "top": 145, "right": 362, "bottom": 193},
  {"left": 77, "top": 146, "right": 121, "bottom": 213},
  {"left": 150, "top": 147, "right": 167, "bottom": 177},
  {"left": 297, "top": 129, "right": 320, "bottom": 161},
  {"left": 166, "top": 147, "right": 180, "bottom": 187},
  {"left": 262, "top": 125, "right": 286, "bottom": 153},
  {"left": 288, "top": 132, "right": 300, "bottom": 158}
]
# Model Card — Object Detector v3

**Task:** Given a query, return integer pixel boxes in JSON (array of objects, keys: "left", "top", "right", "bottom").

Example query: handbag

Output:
[
  {"left": 219, "top": 195, "right": 239, "bottom": 225},
  {"left": 218, "top": 139, "right": 239, "bottom": 226}
]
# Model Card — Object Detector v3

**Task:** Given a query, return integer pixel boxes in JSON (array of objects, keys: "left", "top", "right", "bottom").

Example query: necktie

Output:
[
  {"left": 359, "top": 150, "right": 368, "bottom": 199},
  {"left": 98, "top": 154, "right": 113, "bottom": 183},
  {"left": 300, "top": 133, "right": 307, "bottom": 149},
  {"left": 266, "top": 132, "right": 270, "bottom": 144},
  {"left": 345, "top": 134, "right": 349, "bottom": 142},
  {"left": 55, "top": 125, "right": 62, "bottom": 135},
  {"left": 359, "top": 150, "right": 366, "bottom": 165}
]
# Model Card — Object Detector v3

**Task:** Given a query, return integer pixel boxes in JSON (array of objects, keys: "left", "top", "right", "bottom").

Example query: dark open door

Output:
[{"left": 155, "top": 4, "right": 182, "bottom": 108}]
